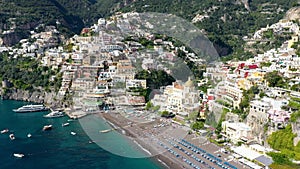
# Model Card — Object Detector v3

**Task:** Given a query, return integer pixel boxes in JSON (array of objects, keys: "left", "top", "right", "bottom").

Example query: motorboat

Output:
[
  {"left": 13, "top": 153, "right": 25, "bottom": 158},
  {"left": 99, "top": 129, "right": 111, "bottom": 133},
  {"left": 9, "top": 134, "right": 15, "bottom": 140},
  {"left": 70, "top": 132, "right": 76, "bottom": 136},
  {"left": 13, "top": 104, "right": 49, "bottom": 113},
  {"left": 62, "top": 123, "right": 69, "bottom": 127},
  {"left": 1, "top": 129, "right": 9, "bottom": 134},
  {"left": 43, "top": 111, "right": 64, "bottom": 118},
  {"left": 43, "top": 125, "right": 52, "bottom": 131}
]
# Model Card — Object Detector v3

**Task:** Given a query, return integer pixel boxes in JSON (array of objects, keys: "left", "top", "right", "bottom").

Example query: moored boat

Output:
[
  {"left": 9, "top": 134, "right": 15, "bottom": 140},
  {"left": 62, "top": 123, "right": 69, "bottom": 127},
  {"left": 43, "top": 111, "right": 64, "bottom": 118},
  {"left": 13, "top": 153, "right": 24, "bottom": 158},
  {"left": 13, "top": 104, "right": 49, "bottom": 113},
  {"left": 70, "top": 131, "right": 76, "bottom": 135},
  {"left": 43, "top": 125, "right": 52, "bottom": 131},
  {"left": 27, "top": 133, "right": 32, "bottom": 138},
  {"left": 1, "top": 129, "right": 9, "bottom": 134}
]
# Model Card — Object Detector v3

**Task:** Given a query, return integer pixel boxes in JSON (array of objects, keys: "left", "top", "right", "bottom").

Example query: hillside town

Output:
[{"left": 1, "top": 12, "right": 300, "bottom": 169}]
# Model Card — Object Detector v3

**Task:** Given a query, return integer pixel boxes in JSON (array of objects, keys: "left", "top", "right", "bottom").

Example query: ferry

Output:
[
  {"left": 13, "top": 104, "right": 49, "bottom": 113},
  {"left": 43, "top": 111, "right": 64, "bottom": 118}
]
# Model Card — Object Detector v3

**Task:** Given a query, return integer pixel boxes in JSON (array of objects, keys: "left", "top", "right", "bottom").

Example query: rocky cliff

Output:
[
  {"left": 285, "top": 6, "right": 300, "bottom": 22},
  {"left": 0, "top": 88, "right": 67, "bottom": 109}
]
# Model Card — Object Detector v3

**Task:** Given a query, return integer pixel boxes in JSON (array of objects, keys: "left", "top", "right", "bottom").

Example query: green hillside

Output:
[
  {"left": 0, "top": 0, "right": 124, "bottom": 45},
  {"left": 121, "top": 0, "right": 298, "bottom": 57},
  {"left": 0, "top": 0, "right": 298, "bottom": 57}
]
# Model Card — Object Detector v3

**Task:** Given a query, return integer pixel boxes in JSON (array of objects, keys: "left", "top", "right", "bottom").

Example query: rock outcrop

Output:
[
  {"left": 285, "top": 6, "right": 300, "bottom": 22},
  {"left": 0, "top": 88, "right": 66, "bottom": 109}
]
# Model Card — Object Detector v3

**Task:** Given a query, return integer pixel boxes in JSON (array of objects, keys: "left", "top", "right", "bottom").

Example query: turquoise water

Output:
[
  {"left": 79, "top": 115, "right": 149, "bottom": 158},
  {"left": 0, "top": 100, "right": 162, "bottom": 169}
]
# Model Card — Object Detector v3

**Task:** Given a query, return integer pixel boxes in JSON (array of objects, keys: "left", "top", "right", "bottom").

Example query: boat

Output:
[
  {"left": 62, "top": 123, "right": 69, "bottom": 127},
  {"left": 70, "top": 132, "right": 76, "bottom": 135},
  {"left": 13, "top": 104, "right": 49, "bottom": 113},
  {"left": 43, "top": 111, "right": 64, "bottom": 118},
  {"left": 9, "top": 134, "right": 15, "bottom": 140},
  {"left": 99, "top": 129, "right": 112, "bottom": 133},
  {"left": 13, "top": 153, "right": 25, "bottom": 158},
  {"left": 27, "top": 133, "right": 32, "bottom": 138},
  {"left": 43, "top": 125, "right": 52, "bottom": 131},
  {"left": 1, "top": 129, "right": 9, "bottom": 134}
]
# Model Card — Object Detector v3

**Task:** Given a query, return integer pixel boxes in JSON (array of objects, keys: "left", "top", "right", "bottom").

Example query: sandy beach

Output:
[{"left": 100, "top": 112, "right": 187, "bottom": 169}]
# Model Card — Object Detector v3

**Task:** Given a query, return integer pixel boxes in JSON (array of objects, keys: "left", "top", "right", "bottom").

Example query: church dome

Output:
[{"left": 184, "top": 77, "right": 194, "bottom": 87}]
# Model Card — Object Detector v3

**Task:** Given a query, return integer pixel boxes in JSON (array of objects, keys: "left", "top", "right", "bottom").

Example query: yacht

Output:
[
  {"left": 43, "top": 111, "right": 64, "bottom": 118},
  {"left": 43, "top": 125, "right": 52, "bottom": 131},
  {"left": 62, "top": 123, "right": 69, "bottom": 127},
  {"left": 13, "top": 104, "right": 49, "bottom": 113},
  {"left": 13, "top": 153, "right": 25, "bottom": 158},
  {"left": 1, "top": 129, "right": 9, "bottom": 134}
]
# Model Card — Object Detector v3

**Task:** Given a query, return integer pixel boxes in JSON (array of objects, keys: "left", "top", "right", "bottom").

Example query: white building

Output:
[
  {"left": 152, "top": 78, "right": 199, "bottom": 116},
  {"left": 126, "top": 79, "right": 147, "bottom": 89},
  {"left": 222, "top": 121, "right": 252, "bottom": 143}
]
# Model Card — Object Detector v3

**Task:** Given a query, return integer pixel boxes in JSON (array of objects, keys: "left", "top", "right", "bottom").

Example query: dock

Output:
[{"left": 64, "top": 109, "right": 87, "bottom": 119}]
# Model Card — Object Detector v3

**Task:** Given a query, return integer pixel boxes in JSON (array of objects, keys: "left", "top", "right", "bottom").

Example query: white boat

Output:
[
  {"left": 70, "top": 132, "right": 76, "bottom": 135},
  {"left": 13, "top": 153, "right": 24, "bottom": 158},
  {"left": 43, "top": 125, "right": 52, "bottom": 131},
  {"left": 43, "top": 111, "right": 64, "bottom": 118},
  {"left": 9, "top": 134, "right": 15, "bottom": 140},
  {"left": 13, "top": 104, "right": 49, "bottom": 113},
  {"left": 27, "top": 133, "right": 32, "bottom": 138},
  {"left": 1, "top": 129, "right": 9, "bottom": 134},
  {"left": 99, "top": 129, "right": 112, "bottom": 133},
  {"left": 62, "top": 123, "right": 69, "bottom": 127}
]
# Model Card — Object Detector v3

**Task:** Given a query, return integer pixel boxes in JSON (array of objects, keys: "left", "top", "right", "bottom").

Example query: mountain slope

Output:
[
  {"left": 0, "top": 0, "right": 125, "bottom": 45},
  {"left": 121, "top": 0, "right": 298, "bottom": 56},
  {"left": 0, "top": 0, "right": 298, "bottom": 57}
]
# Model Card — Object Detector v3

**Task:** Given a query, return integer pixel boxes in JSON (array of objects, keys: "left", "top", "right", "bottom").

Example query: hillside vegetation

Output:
[
  {"left": 121, "top": 0, "right": 298, "bottom": 58},
  {"left": 0, "top": 0, "right": 298, "bottom": 56},
  {"left": 0, "top": 0, "right": 125, "bottom": 45}
]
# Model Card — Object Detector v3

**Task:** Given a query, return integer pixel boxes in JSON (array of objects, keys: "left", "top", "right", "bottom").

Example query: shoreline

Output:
[
  {"left": 5, "top": 98, "right": 186, "bottom": 169},
  {"left": 100, "top": 113, "right": 185, "bottom": 169}
]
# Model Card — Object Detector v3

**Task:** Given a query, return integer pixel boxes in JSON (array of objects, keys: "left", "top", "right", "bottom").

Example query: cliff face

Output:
[
  {"left": 1, "top": 88, "right": 66, "bottom": 109},
  {"left": 285, "top": 6, "right": 300, "bottom": 22},
  {"left": 2, "top": 32, "right": 27, "bottom": 46}
]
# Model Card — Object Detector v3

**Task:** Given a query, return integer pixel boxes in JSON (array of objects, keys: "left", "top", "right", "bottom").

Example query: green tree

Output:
[
  {"left": 264, "top": 71, "right": 286, "bottom": 87},
  {"left": 145, "top": 101, "right": 153, "bottom": 110},
  {"left": 191, "top": 121, "right": 204, "bottom": 131},
  {"left": 160, "top": 110, "right": 169, "bottom": 117}
]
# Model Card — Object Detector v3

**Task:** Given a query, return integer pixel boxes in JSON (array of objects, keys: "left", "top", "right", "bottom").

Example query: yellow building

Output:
[{"left": 288, "top": 35, "right": 299, "bottom": 48}]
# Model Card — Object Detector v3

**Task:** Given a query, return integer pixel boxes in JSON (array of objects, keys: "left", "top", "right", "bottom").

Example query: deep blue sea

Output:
[{"left": 0, "top": 100, "right": 162, "bottom": 169}]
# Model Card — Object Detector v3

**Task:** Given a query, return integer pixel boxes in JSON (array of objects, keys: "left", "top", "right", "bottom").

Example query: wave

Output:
[{"left": 133, "top": 140, "right": 152, "bottom": 155}]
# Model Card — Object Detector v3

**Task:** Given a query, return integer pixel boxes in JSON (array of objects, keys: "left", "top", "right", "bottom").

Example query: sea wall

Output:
[{"left": 0, "top": 88, "right": 66, "bottom": 109}]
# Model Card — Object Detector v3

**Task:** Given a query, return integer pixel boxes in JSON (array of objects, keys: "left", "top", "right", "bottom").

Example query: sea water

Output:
[{"left": 0, "top": 100, "right": 162, "bottom": 169}]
